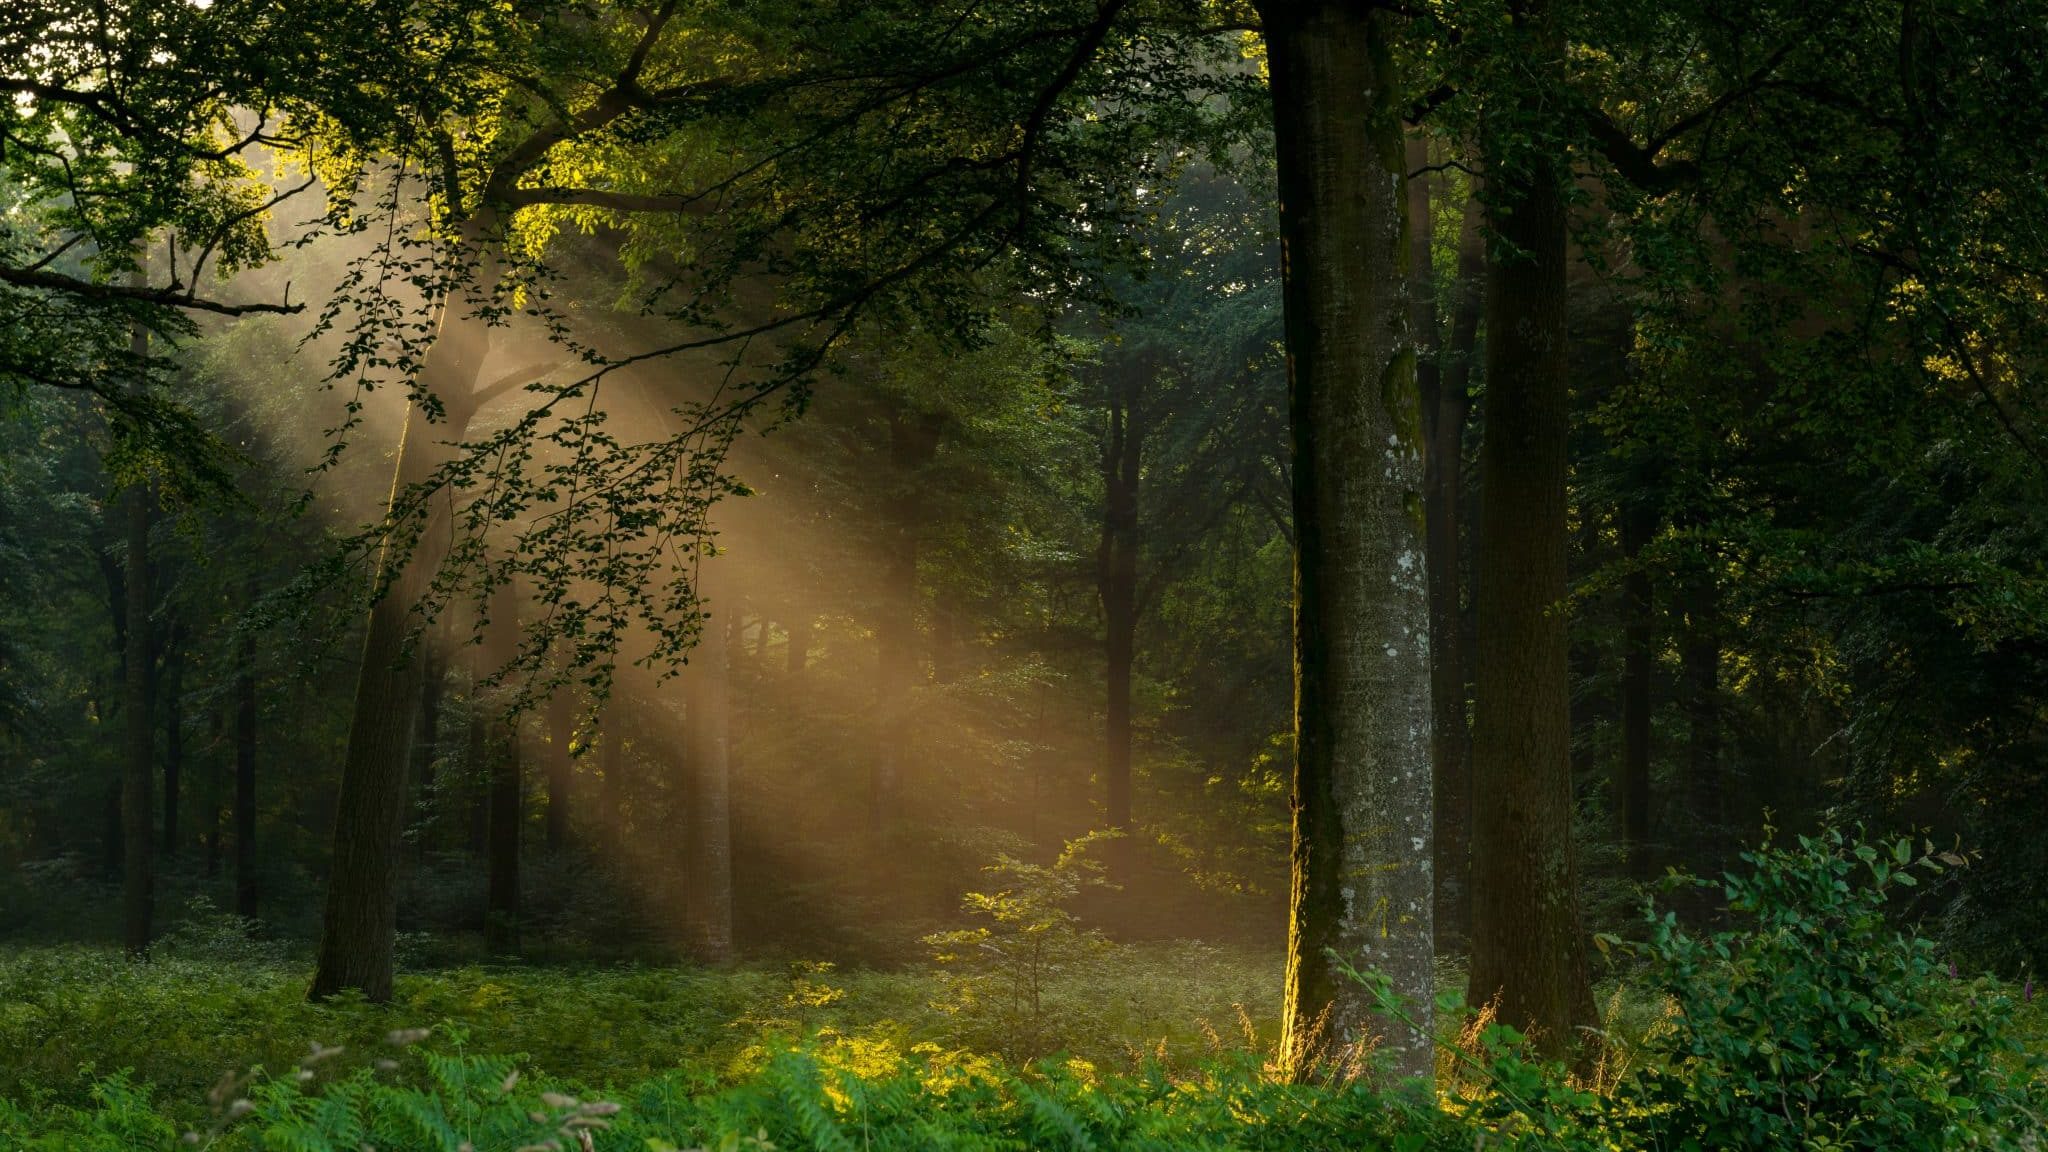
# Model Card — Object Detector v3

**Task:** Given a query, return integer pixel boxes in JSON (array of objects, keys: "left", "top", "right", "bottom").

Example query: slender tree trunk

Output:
[
  {"left": 599, "top": 703, "right": 626, "bottom": 838},
  {"left": 160, "top": 621, "right": 184, "bottom": 860},
  {"left": 1262, "top": 0, "right": 1434, "bottom": 1083},
  {"left": 482, "top": 580, "right": 522, "bottom": 956},
  {"left": 1618, "top": 499, "right": 1656, "bottom": 873},
  {"left": 205, "top": 706, "right": 223, "bottom": 879},
  {"left": 1098, "top": 361, "right": 1145, "bottom": 850},
  {"left": 234, "top": 610, "right": 258, "bottom": 919},
  {"left": 1467, "top": 4, "right": 1600, "bottom": 1057},
  {"left": 1682, "top": 577, "right": 1722, "bottom": 856},
  {"left": 872, "top": 408, "right": 943, "bottom": 850},
  {"left": 684, "top": 592, "right": 734, "bottom": 964},
  {"left": 787, "top": 617, "right": 813, "bottom": 676},
  {"left": 544, "top": 685, "right": 573, "bottom": 852},
  {"left": 411, "top": 641, "right": 445, "bottom": 858},
  {"left": 311, "top": 282, "right": 492, "bottom": 1001},
  {"left": 121, "top": 480, "right": 154, "bottom": 954},
  {"left": 1427, "top": 165, "right": 1485, "bottom": 952}
]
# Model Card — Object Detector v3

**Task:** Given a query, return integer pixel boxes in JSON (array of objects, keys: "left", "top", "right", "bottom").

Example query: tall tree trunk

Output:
[
  {"left": 1098, "top": 360, "right": 1145, "bottom": 851},
  {"left": 160, "top": 620, "right": 184, "bottom": 860},
  {"left": 482, "top": 580, "right": 522, "bottom": 956},
  {"left": 1618, "top": 498, "right": 1656, "bottom": 874},
  {"left": 121, "top": 480, "right": 154, "bottom": 954},
  {"left": 1426, "top": 164, "right": 1485, "bottom": 952},
  {"left": 234, "top": 609, "right": 259, "bottom": 919},
  {"left": 787, "top": 617, "right": 813, "bottom": 676},
  {"left": 684, "top": 591, "right": 734, "bottom": 964},
  {"left": 1682, "top": 577, "right": 1722, "bottom": 858},
  {"left": 411, "top": 641, "right": 445, "bottom": 858},
  {"left": 205, "top": 706, "right": 223, "bottom": 879},
  {"left": 311, "top": 278, "right": 493, "bottom": 1001},
  {"left": 872, "top": 408, "right": 943, "bottom": 851},
  {"left": 599, "top": 702, "right": 626, "bottom": 838},
  {"left": 1262, "top": 0, "right": 1434, "bottom": 1083},
  {"left": 1467, "top": 3, "right": 1600, "bottom": 1058},
  {"left": 544, "top": 685, "right": 573, "bottom": 852}
]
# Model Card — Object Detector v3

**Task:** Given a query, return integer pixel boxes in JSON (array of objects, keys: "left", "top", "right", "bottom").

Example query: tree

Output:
[
  {"left": 684, "top": 561, "right": 734, "bottom": 965},
  {"left": 1260, "top": 0, "right": 1434, "bottom": 1082}
]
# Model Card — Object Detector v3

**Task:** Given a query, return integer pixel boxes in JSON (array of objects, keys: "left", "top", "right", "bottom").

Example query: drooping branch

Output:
[{"left": 0, "top": 265, "right": 302, "bottom": 316}]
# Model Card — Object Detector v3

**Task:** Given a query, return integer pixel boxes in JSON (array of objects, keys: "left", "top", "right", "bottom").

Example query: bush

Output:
[{"left": 1616, "top": 830, "right": 2048, "bottom": 1150}]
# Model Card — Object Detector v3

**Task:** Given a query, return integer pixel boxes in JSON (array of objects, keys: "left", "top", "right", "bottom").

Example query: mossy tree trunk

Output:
[{"left": 1261, "top": 0, "right": 1435, "bottom": 1083}]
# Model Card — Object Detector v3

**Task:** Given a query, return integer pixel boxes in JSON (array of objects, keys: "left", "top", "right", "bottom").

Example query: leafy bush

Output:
[
  {"left": 924, "top": 832, "right": 1122, "bottom": 1061},
  {"left": 1616, "top": 830, "right": 2048, "bottom": 1150}
]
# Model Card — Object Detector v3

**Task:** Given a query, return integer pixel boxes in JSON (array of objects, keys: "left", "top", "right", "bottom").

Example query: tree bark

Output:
[
  {"left": 310, "top": 279, "right": 493, "bottom": 1001},
  {"left": 684, "top": 587, "right": 734, "bottom": 964},
  {"left": 234, "top": 613, "right": 258, "bottom": 919},
  {"left": 1262, "top": 0, "right": 1435, "bottom": 1083},
  {"left": 121, "top": 479, "right": 154, "bottom": 954},
  {"left": 1098, "top": 358, "right": 1145, "bottom": 848},
  {"left": 1427, "top": 163, "right": 1485, "bottom": 952},
  {"left": 1467, "top": 3, "right": 1600, "bottom": 1058}
]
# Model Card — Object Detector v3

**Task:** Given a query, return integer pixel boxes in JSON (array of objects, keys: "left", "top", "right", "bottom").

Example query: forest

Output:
[{"left": 2, "top": 0, "right": 2047, "bottom": 1148}]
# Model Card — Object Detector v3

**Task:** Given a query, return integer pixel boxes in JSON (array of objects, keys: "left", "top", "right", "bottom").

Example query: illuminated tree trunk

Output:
[
  {"left": 311, "top": 293, "right": 492, "bottom": 1000},
  {"left": 685, "top": 591, "right": 734, "bottom": 965},
  {"left": 1467, "top": 3, "right": 1600, "bottom": 1056},
  {"left": 1262, "top": 0, "right": 1434, "bottom": 1083},
  {"left": 121, "top": 477, "right": 154, "bottom": 955},
  {"left": 1098, "top": 359, "right": 1145, "bottom": 851}
]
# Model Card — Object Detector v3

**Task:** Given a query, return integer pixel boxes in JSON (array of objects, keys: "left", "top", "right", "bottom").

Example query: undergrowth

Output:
[{"left": 1, "top": 833, "right": 2043, "bottom": 1150}]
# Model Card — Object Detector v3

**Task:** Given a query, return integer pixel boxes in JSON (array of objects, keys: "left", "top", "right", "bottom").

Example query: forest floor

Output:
[{"left": 0, "top": 939, "right": 1292, "bottom": 1127}]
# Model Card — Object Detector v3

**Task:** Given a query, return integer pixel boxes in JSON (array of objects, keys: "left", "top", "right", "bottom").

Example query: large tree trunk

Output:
[
  {"left": 234, "top": 611, "right": 259, "bottom": 919},
  {"left": 871, "top": 408, "right": 943, "bottom": 851},
  {"left": 1618, "top": 498, "right": 1656, "bottom": 873},
  {"left": 684, "top": 592, "right": 734, "bottom": 964},
  {"left": 544, "top": 685, "right": 574, "bottom": 852},
  {"left": 1467, "top": 4, "right": 1600, "bottom": 1058},
  {"left": 121, "top": 480, "right": 154, "bottom": 954},
  {"left": 160, "top": 621, "right": 184, "bottom": 860},
  {"left": 1098, "top": 360, "right": 1144, "bottom": 850},
  {"left": 482, "top": 581, "right": 523, "bottom": 956},
  {"left": 1427, "top": 165, "right": 1485, "bottom": 952},
  {"left": 310, "top": 285, "right": 493, "bottom": 1001},
  {"left": 1262, "top": 0, "right": 1434, "bottom": 1083}
]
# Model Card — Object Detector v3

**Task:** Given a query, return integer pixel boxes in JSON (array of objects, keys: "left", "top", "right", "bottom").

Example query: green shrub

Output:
[{"left": 1616, "top": 830, "right": 2048, "bottom": 1150}]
